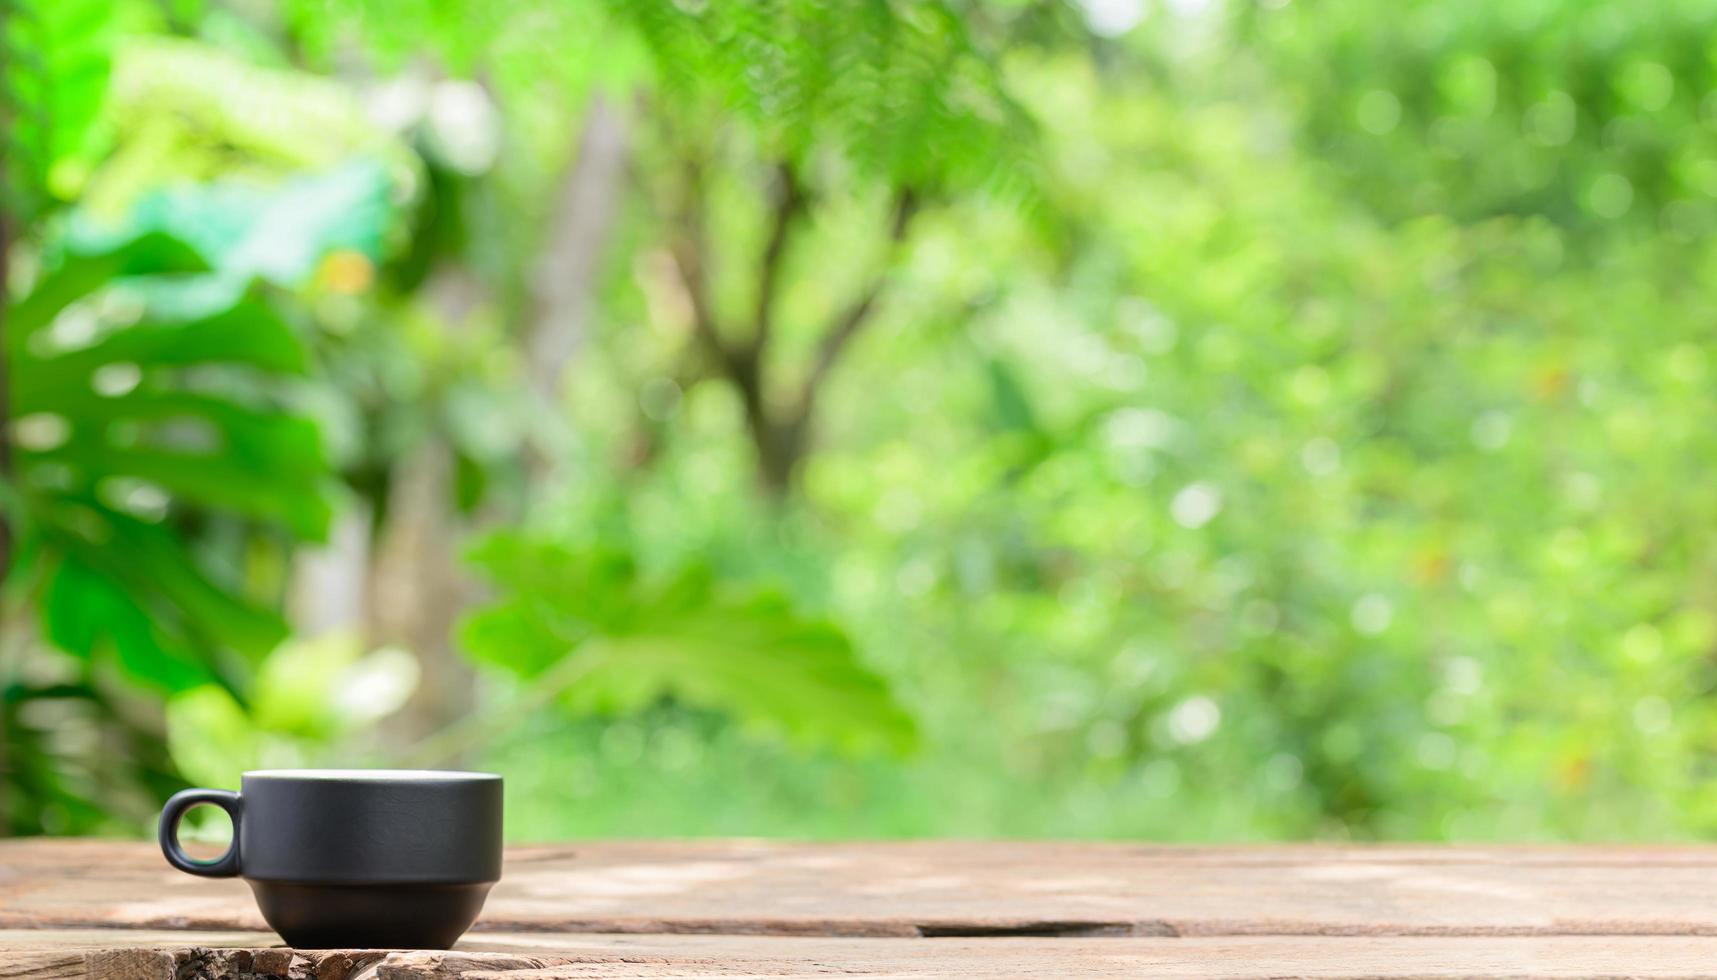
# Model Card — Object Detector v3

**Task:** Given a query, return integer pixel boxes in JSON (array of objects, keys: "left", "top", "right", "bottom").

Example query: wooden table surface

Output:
[{"left": 5, "top": 840, "right": 1717, "bottom": 977}]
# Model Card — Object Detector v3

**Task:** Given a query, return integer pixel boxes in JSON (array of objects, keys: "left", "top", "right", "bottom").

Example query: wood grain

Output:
[
  {"left": 12, "top": 842, "right": 1717, "bottom": 977},
  {"left": 10, "top": 840, "right": 1717, "bottom": 938},
  {"left": 8, "top": 931, "right": 1717, "bottom": 979}
]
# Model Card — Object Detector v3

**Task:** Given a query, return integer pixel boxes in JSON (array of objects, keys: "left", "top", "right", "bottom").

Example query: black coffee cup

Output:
[{"left": 159, "top": 769, "right": 503, "bottom": 949}]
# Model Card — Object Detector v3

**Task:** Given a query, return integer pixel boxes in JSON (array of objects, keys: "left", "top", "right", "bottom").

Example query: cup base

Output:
[{"left": 247, "top": 879, "right": 494, "bottom": 949}]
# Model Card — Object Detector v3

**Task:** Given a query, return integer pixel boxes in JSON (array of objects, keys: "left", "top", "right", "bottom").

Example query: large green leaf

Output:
[
  {"left": 43, "top": 555, "right": 214, "bottom": 694},
  {"left": 8, "top": 232, "right": 205, "bottom": 336},
  {"left": 10, "top": 241, "right": 334, "bottom": 542},
  {"left": 460, "top": 533, "right": 917, "bottom": 755},
  {"left": 70, "top": 37, "right": 418, "bottom": 264},
  {"left": 93, "top": 159, "right": 401, "bottom": 290},
  {"left": 6, "top": 232, "right": 336, "bottom": 692},
  {"left": 14, "top": 301, "right": 309, "bottom": 395},
  {"left": 39, "top": 501, "right": 290, "bottom": 661}
]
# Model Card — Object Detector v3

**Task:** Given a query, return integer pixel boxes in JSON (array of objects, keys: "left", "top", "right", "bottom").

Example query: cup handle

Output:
[{"left": 159, "top": 788, "right": 243, "bottom": 877}]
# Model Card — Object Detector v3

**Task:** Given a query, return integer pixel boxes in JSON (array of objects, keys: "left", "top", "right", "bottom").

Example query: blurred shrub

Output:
[
  {"left": 2, "top": 233, "right": 336, "bottom": 833},
  {"left": 16, "top": 0, "right": 1717, "bottom": 843},
  {"left": 167, "top": 632, "right": 418, "bottom": 787},
  {"left": 2, "top": 0, "right": 115, "bottom": 216}
]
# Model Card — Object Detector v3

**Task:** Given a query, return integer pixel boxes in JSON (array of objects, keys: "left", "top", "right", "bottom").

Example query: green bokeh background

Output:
[{"left": 5, "top": 0, "right": 1716, "bottom": 842}]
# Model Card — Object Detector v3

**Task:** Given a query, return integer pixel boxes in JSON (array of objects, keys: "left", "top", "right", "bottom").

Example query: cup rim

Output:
[{"left": 242, "top": 768, "right": 500, "bottom": 782}]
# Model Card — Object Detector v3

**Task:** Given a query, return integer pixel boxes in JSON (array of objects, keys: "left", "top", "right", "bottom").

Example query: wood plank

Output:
[
  {"left": 6, "top": 931, "right": 1717, "bottom": 979},
  {"left": 9, "top": 840, "right": 1717, "bottom": 938},
  {"left": 451, "top": 934, "right": 1717, "bottom": 979}
]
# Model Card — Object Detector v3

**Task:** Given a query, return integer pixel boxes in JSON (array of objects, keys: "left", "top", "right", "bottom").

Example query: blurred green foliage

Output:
[
  {"left": 462, "top": 532, "right": 916, "bottom": 756},
  {"left": 167, "top": 631, "right": 419, "bottom": 788},
  {"left": 3, "top": 233, "right": 334, "bottom": 832},
  {"left": 6, "top": 0, "right": 1717, "bottom": 841},
  {"left": 1, "top": 0, "right": 116, "bottom": 216}
]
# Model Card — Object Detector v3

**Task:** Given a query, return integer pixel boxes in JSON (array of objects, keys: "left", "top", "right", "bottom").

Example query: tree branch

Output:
[
  {"left": 749, "top": 161, "right": 806, "bottom": 359},
  {"left": 667, "top": 157, "right": 739, "bottom": 373},
  {"left": 666, "top": 155, "right": 785, "bottom": 490},
  {"left": 526, "top": 95, "right": 629, "bottom": 402},
  {"left": 659, "top": 151, "right": 920, "bottom": 495},
  {"left": 793, "top": 186, "right": 919, "bottom": 420}
]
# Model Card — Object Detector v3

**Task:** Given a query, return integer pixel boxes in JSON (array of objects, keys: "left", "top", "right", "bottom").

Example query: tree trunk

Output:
[
  {"left": 288, "top": 504, "right": 372, "bottom": 635},
  {"left": 367, "top": 440, "right": 473, "bottom": 750},
  {"left": 743, "top": 402, "right": 806, "bottom": 497},
  {"left": 526, "top": 95, "right": 630, "bottom": 473}
]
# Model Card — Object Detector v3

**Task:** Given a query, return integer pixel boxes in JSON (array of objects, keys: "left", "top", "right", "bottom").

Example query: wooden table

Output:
[{"left": 4, "top": 840, "right": 1717, "bottom": 977}]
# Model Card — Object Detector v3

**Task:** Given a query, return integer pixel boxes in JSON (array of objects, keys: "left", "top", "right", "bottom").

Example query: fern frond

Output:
[{"left": 608, "top": 0, "right": 1040, "bottom": 202}]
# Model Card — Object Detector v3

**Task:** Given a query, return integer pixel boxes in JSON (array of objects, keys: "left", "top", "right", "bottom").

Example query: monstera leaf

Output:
[
  {"left": 7, "top": 232, "right": 335, "bottom": 694},
  {"left": 118, "top": 160, "right": 399, "bottom": 287},
  {"left": 460, "top": 532, "right": 917, "bottom": 755}
]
